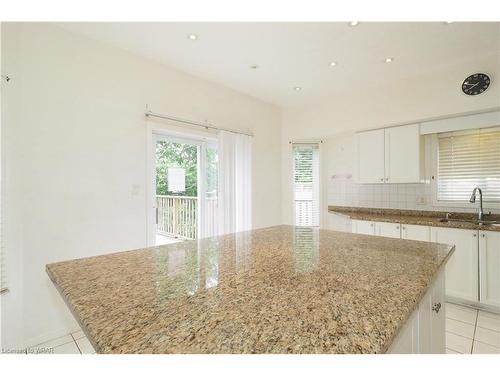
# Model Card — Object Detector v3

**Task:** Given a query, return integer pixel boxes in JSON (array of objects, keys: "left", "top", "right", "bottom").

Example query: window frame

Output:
[
  {"left": 430, "top": 130, "right": 500, "bottom": 210},
  {"left": 291, "top": 142, "right": 322, "bottom": 227}
]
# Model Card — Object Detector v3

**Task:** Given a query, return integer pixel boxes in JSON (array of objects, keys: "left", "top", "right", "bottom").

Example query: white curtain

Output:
[{"left": 217, "top": 130, "right": 252, "bottom": 235}]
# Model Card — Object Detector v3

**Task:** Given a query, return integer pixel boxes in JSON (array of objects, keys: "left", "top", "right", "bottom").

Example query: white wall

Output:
[
  {"left": 281, "top": 53, "right": 500, "bottom": 225},
  {"left": 1, "top": 23, "right": 282, "bottom": 347}
]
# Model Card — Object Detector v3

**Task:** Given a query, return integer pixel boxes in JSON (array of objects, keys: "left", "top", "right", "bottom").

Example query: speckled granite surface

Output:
[
  {"left": 328, "top": 206, "right": 500, "bottom": 232},
  {"left": 47, "top": 225, "right": 453, "bottom": 354}
]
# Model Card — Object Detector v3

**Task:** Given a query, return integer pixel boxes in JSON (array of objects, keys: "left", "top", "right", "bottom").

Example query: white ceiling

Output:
[{"left": 57, "top": 22, "right": 500, "bottom": 108}]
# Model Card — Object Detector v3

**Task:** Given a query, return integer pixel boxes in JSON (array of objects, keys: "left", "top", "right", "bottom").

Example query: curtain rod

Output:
[{"left": 145, "top": 110, "right": 254, "bottom": 137}]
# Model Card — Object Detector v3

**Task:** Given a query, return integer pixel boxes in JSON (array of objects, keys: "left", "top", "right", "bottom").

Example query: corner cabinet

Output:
[
  {"left": 357, "top": 123, "right": 423, "bottom": 184},
  {"left": 479, "top": 231, "right": 500, "bottom": 308}
]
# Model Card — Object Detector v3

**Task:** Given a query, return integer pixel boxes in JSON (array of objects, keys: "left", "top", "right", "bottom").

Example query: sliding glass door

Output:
[
  {"left": 293, "top": 143, "right": 320, "bottom": 227},
  {"left": 153, "top": 133, "right": 218, "bottom": 244}
]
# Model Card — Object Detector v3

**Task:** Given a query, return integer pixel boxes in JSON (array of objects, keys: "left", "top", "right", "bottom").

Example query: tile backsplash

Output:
[{"left": 328, "top": 175, "right": 499, "bottom": 214}]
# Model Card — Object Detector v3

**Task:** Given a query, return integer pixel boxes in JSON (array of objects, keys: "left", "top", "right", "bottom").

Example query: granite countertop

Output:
[
  {"left": 328, "top": 206, "right": 500, "bottom": 232},
  {"left": 46, "top": 225, "right": 454, "bottom": 354}
]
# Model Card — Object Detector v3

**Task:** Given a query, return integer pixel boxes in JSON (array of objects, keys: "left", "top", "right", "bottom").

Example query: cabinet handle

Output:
[
  {"left": 370, "top": 223, "right": 374, "bottom": 227},
  {"left": 396, "top": 226, "right": 400, "bottom": 230},
  {"left": 402, "top": 226, "right": 406, "bottom": 230},
  {"left": 385, "top": 177, "right": 389, "bottom": 182},
  {"left": 473, "top": 233, "right": 477, "bottom": 237},
  {"left": 432, "top": 302, "right": 442, "bottom": 314},
  {"left": 481, "top": 233, "right": 486, "bottom": 238},
  {"left": 380, "top": 178, "right": 384, "bottom": 182}
]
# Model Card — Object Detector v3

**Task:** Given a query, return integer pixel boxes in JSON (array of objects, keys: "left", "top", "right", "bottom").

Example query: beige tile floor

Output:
[
  {"left": 28, "top": 330, "right": 95, "bottom": 354},
  {"left": 28, "top": 302, "right": 500, "bottom": 354},
  {"left": 446, "top": 302, "right": 500, "bottom": 354}
]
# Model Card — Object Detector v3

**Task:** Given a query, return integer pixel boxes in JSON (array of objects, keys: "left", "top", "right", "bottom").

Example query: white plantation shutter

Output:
[
  {"left": 0, "top": 246, "right": 6, "bottom": 293},
  {"left": 438, "top": 127, "right": 500, "bottom": 202},
  {"left": 293, "top": 143, "right": 320, "bottom": 226},
  {"left": 0, "top": 205, "right": 5, "bottom": 293}
]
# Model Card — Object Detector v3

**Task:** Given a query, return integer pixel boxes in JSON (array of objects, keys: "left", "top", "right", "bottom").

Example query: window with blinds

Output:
[
  {"left": 293, "top": 143, "right": 320, "bottom": 226},
  {"left": 437, "top": 127, "right": 500, "bottom": 202}
]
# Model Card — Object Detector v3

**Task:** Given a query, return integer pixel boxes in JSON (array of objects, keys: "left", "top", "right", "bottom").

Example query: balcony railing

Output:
[{"left": 156, "top": 195, "right": 217, "bottom": 240}]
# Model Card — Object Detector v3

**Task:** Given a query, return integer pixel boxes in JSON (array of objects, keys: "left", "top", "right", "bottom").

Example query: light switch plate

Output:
[{"left": 131, "top": 184, "right": 140, "bottom": 196}]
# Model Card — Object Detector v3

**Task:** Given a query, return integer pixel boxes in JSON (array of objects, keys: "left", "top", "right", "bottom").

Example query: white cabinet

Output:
[
  {"left": 384, "top": 124, "right": 422, "bottom": 183},
  {"left": 401, "top": 224, "right": 431, "bottom": 241},
  {"left": 376, "top": 221, "right": 401, "bottom": 238},
  {"left": 352, "top": 217, "right": 495, "bottom": 308},
  {"left": 417, "top": 269, "right": 445, "bottom": 353},
  {"left": 352, "top": 220, "right": 399, "bottom": 237},
  {"left": 357, "top": 129, "right": 385, "bottom": 183},
  {"left": 389, "top": 269, "right": 445, "bottom": 354},
  {"left": 357, "top": 124, "right": 423, "bottom": 184},
  {"left": 430, "top": 227, "right": 479, "bottom": 302},
  {"left": 479, "top": 231, "right": 500, "bottom": 308},
  {"left": 389, "top": 309, "right": 419, "bottom": 353},
  {"left": 430, "top": 270, "right": 446, "bottom": 353},
  {"left": 351, "top": 219, "right": 376, "bottom": 235}
]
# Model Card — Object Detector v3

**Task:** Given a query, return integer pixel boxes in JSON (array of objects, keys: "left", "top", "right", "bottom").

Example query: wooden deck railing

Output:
[{"left": 156, "top": 195, "right": 217, "bottom": 239}]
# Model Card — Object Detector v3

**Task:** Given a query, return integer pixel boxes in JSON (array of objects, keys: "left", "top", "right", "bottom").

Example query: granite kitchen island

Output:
[{"left": 46, "top": 225, "right": 454, "bottom": 354}]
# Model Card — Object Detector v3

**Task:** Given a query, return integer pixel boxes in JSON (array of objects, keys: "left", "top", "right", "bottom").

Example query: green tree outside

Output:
[{"left": 156, "top": 141, "right": 218, "bottom": 197}]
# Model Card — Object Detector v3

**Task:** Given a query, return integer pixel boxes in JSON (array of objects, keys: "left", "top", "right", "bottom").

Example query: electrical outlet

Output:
[{"left": 416, "top": 195, "right": 426, "bottom": 205}]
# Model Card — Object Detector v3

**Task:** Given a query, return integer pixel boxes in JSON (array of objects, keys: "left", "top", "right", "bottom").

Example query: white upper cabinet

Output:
[
  {"left": 357, "top": 129, "right": 385, "bottom": 183},
  {"left": 357, "top": 124, "right": 423, "bottom": 184},
  {"left": 384, "top": 124, "right": 422, "bottom": 183},
  {"left": 479, "top": 231, "right": 500, "bottom": 308}
]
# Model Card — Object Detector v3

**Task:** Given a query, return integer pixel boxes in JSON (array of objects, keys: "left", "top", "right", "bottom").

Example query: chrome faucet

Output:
[{"left": 469, "top": 187, "right": 484, "bottom": 221}]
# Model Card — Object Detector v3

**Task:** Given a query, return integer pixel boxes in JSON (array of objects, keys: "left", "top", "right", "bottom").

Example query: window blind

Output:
[
  {"left": 293, "top": 144, "right": 320, "bottom": 226},
  {"left": 437, "top": 127, "right": 500, "bottom": 202}
]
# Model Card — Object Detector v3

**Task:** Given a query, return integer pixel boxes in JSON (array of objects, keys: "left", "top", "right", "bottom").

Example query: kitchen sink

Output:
[{"left": 439, "top": 217, "right": 500, "bottom": 226}]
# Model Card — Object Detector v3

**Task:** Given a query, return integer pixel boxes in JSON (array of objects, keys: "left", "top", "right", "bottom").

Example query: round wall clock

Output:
[{"left": 462, "top": 73, "right": 490, "bottom": 95}]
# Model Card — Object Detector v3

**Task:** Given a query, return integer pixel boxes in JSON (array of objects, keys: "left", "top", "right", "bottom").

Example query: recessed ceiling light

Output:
[
  {"left": 329, "top": 61, "right": 337, "bottom": 67},
  {"left": 250, "top": 64, "right": 259, "bottom": 69},
  {"left": 187, "top": 33, "right": 198, "bottom": 40},
  {"left": 349, "top": 21, "right": 359, "bottom": 27},
  {"left": 293, "top": 86, "right": 302, "bottom": 91},
  {"left": 384, "top": 57, "right": 394, "bottom": 63}
]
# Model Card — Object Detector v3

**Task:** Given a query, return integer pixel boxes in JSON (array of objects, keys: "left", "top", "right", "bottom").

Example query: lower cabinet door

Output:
[
  {"left": 388, "top": 269, "right": 445, "bottom": 354},
  {"left": 418, "top": 285, "right": 433, "bottom": 353},
  {"left": 479, "top": 231, "right": 500, "bottom": 308},
  {"left": 431, "top": 227, "right": 479, "bottom": 302},
  {"left": 430, "top": 270, "right": 446, "bottom": 353},
  {"left": 417, "top": 269, "right": 445, "bottom": 354},
  {"left": 388, "top": 309, "right": 419, "bottom": 353},
  {"left": 351, "top": 220, "right": 376, "bottom": 235},
  {"left": 376, "top": 221, "right": 401, "bottom": 238},
  {"left": 401, "top": 224, "right": 430, "bottom": 242}
]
